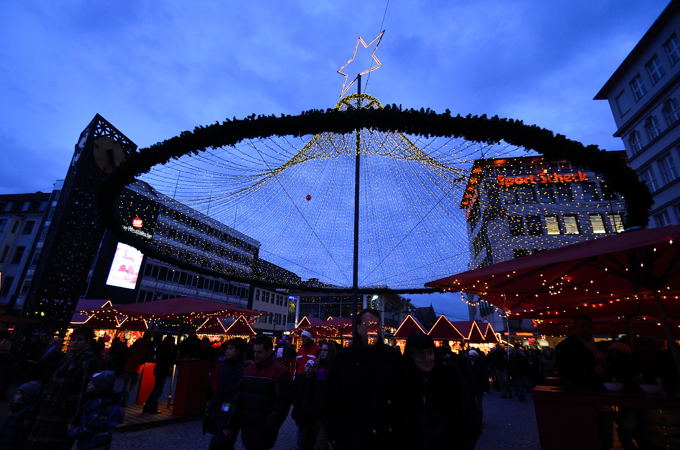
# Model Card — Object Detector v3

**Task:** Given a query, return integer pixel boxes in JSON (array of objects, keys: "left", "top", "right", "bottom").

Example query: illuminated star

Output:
[{"left": 337, "top": 30, "right": 385, "bottom": 98}]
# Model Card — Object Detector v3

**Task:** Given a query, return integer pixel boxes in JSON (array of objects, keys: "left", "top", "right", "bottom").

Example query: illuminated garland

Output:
[{"left": 98, "top": 107, "right": 652, "bottom": 294}]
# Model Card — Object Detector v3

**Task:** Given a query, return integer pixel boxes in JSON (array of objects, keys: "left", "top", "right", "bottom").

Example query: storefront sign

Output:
[{"left": 497, "top": 171, "right": 588, "bottom": 187}]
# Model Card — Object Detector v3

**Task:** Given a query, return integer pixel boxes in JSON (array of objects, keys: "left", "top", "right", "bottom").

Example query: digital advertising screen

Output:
[{"left": 105, "top": 242, "right": 144, "bottom": 290}]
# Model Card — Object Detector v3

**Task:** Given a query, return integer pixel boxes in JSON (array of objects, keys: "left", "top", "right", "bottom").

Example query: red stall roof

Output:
[
  {"left": 394, "top": 314, "right": 427, "bottom": 339},
  {"left": 428, "top": 315, "right": 465, "bottom": 340}
]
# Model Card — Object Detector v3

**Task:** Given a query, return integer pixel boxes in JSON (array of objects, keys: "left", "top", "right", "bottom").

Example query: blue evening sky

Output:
[{"left": 0, "top": 1, "right": 669, "bottom": 319}]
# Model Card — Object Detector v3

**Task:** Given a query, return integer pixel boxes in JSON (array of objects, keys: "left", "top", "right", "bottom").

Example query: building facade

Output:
[
  {"left": 460, "top": 155, "right": 627, "bottom": 331},
  {"left": 250, "top": 287, "right": 291, "bottom": 334},
  {"left": 595, "top": 1, "right": 680, "bottom": 226},
  {"left": 0, "top": 192, "right": 50, "bottom": 309}
]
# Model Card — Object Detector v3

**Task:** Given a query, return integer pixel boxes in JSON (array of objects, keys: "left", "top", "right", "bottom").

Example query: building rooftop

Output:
[{"left": 594, "top": 1, "right": 679, "bottom": 99}]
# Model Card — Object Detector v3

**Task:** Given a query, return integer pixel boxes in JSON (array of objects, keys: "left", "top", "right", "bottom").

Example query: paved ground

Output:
[{"left": 111, "top": 389, "right": 540, "bottom": 450}]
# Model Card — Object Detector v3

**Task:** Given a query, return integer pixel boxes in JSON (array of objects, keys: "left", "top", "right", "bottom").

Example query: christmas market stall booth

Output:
[
  {"left": 426, "top": 225, "right": 680, "bottom": 450},
  {"left": 293, "top": 315, "right": 354, "bottom": 347},
  {"left": 70, "top": 297, "right": 263, "bottom": 417},
  {"left": 392, "top": 314, "right": 498, "bottom": 354}
]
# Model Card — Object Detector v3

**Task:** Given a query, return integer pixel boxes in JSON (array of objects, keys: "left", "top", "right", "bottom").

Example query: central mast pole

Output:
[{"left": 352, "top": 74, "right": 362, "bottom": 316}]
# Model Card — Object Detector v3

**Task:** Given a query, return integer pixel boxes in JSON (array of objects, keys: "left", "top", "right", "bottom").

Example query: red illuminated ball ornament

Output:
[
  {"left": 305, "top": 194, "right": 312, "bottom": 201},
  {"left": 132, "top": 217, "right": 144, "bottom": 228}
]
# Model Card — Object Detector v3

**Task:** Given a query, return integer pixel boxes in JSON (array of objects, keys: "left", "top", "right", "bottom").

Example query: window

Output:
[
  {"left": 644, "top": 116, "right": 661, "bottom": 141},
  {"left": 641, "top": 167, "right": 658, "bottom": 192},
  {"left": 21, "top": 220, "right": 35, "bottom": 235},
  {"left": 0, "top": 219, "right": 6, "bottom": 234},
  {"left": 629, "top": 74, "right": 647, "bottom": 101},
  {"left": 21, "top": 202, "right": 31, "bottom": 212},
  {"left": 545, "top": 215, "right": 560, "bottom": 235},
  {"left": 628, "top": 131, "right": 643, "bottom": 153},
  {"left": 4, "top": 202, "right": 13, "bottom": 212},
  {"left": 179, "top": 272, "right": 187, "bottom": 285},
  {"left": 0, "top": 246, "right": 9, "bottom": 263},
  {"left": 515, "top": 185, "right": 536, "bottom": 203},
  {"left": 501, "top": 188, "right": 517, "bottom": 204},
  {"left": 552, "top": 183, "right": 572, "bottom": 202},
  {"left": 663, "top": 99, "right": 680, "bottom": 126},
  {"left": 535, "top": 184, "right": 554, "bottom": 203},
  {"left": 658, "top": 154, "right": 678, "bottom": 185},
  {"left": 654, "top": 210, "right": 671, "bottom": 227},
  {"left": 158, "top": 266, "right": 168, "bottom": 281},
  {"left": 255, "top": 290, "right": 260, "bottom": 301},
  {"left": 151, "top": 265, "right": 159, "bottom": 279},
  {"left": 563, "top": 215, "right": 580, "bottom": 234},
  {"left": 513, "top": 249, "right": 531, "bottom": 258},
  {"left": 589, "top": 214, "right": 607, "bottom": 234},
  {"left": 600, "top": 183, "right": 619, "bottom": 200},
  {"left": 664, "top": 33, "right": 680, "bottom": 65},
  {"left": 609, "top": 214, "right": 625, "bottom": 233},
  {"left": 645, "top": 55, "right": 665, "bottom": 84},
  {"left": 11, "top": 246, "right": 25, "bottom": 264},
  {"left": 10, "top": 221, "right": 18, "bottom": 234},
  {"left": 508, "top": 216, "right": 524, "bottom": 236},
  {"left": 0, "top": 276, "right": 13, "bottom": 297},
  {"left": 615, "top": 90, "right": 631, "bottom": 116},
  {"left": 580, "top": 182, "right": 600, "bottom": 202},
  {"left": 526, "top": 215, "right": 543, "bottom": 236}
]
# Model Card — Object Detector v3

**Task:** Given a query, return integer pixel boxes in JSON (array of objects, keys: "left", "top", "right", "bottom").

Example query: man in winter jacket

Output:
[
  {"left": 228, "top": 335, "right": 292, "bottom": 450},
  {"left": 324, "top": 309, "right": 407, "bottom": 450}
]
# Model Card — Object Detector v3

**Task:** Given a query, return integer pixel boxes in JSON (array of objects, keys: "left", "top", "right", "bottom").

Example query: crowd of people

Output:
[{"left": 1, "top": 311, "right": 678, "bottom": 449}]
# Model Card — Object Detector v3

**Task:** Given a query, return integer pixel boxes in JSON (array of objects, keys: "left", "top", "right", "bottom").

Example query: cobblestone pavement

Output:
[{"left": 111, "top": 389, "right": 539, "bottom": 450}]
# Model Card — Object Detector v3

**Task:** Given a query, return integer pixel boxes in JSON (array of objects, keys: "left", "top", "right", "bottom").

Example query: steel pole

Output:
[{"left": 352, "top": 75, "right": 362, "bottom": 316}]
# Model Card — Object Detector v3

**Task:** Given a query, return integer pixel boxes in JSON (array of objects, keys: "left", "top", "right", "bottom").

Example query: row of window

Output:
[
  {"left": 502, "top": 181, "right": 618, "bottom": 205},
  {"left": 0, "top": 219, "right": 36, "bottom": 235},
  {"left": 161, "top": 224, "right": 252, "bottom": 267},
  {"left": 627, "top": 99, "right": 680, "bottom": 153},
  {"left": 653, "top": 204, "right": 680, "bottom": 227},
  {"left": 0, "top": 201, "right": 48, "bottom": 214},
  {"left": 508, "top": 213, "right": 624, "bottom": 236},
  {"left": 142, "top": 263, "right": 248, "bottom": 298},
  {"left": 627, "top": 33, "right": 679, "bottom": 104},
  {"left": 254, "top": 289, "right": 286, "bottom": 306},
  {"left": 0, "top": 245, "right": 26, "bottom": 265},
  {"left": 253, "top": 311, "right": 286, "bottom": 326},
  {"left": 640, "top": 151, "right": 679, "bottom": 192}
]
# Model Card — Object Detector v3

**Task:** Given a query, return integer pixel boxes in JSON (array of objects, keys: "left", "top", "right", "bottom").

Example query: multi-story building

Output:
[
  {"left": 0, "top": 192, "right": 50, "bottom": 309},
  {"left": 250, "top": 287, "right": 291, "bottom": 334},
  {"left": 595, "top": 1, "right": 680, "bottom": 226},
  {"left": 459, "top": 155, "right": 627, "bottom": 331}
]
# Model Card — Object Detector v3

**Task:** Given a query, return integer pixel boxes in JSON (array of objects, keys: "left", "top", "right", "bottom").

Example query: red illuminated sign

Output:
[
  {"left": 132, "top": 217, "right": 143, "bottom": 229},
  {"left": 497, "top": 171, "right": 588, "bottom": 187}
]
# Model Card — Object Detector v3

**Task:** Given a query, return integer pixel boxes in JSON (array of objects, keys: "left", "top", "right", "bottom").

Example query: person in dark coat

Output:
[
  {"left": 143, "top": 335, "right": 176, "bottom": 414},
  {"left": 324, "top": 308, "right": 407, "bottom": 450},
  {"left": 26, "top": 327, "right": 99, "bottom": 450},
  {"left": 121, "top": 332, "right": 152, "bottom": 406},
  {"left": 227, "top": 335, "right": 292, "bottom": 450},
  {"left": 403, "top": 333, "right": 479, "bottom": 450},
  {"left": 0, "top": 380, "right": 42, "bottom": 450},
  {"left": 69, "top": 370, "right": 124, "bottom": 450},
  {"left": 291, "top": 340, "right": 338, "bottom": 450},
  {"left": 509, "top": 347, "right": 530, "bottom": 402},
  {"left": 555, "top": 314, "right": 605, "bottom": 389},
  {"left": 205, "top": 337, "right": 249, "bottom": 450}
]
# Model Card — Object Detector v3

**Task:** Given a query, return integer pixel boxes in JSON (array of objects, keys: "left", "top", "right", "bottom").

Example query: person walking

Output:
[
  {"left": 143, "top": 335, "right": 176, "bottom": 414},
  {"left": 227, "top": 335, "right": 292, "bottom": 450},
  {"left": 121, "top": 332, "right": 152, "bottom": 406},
  {"left": 205, "top": 338, "right": 249, "bottom": 450},
  {"left": 509, "top": 347, "right": 530, "bottom": 402},
  {"left": 26, "top": 327, "right": 99, "bottom": 450},
  {"left": 68, "top": 370, "right": 124, "bottom": 450},
  {"left": 324, "top": 308, "right": 407, "bottom": 450},
  {"left": 403, "top": 332, "right": 480, "bottom": 450}
]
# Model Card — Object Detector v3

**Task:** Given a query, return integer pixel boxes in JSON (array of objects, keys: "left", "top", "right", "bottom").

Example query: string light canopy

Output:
[{"left": 98, "top": 91, "right": 650, "bottom": 296}]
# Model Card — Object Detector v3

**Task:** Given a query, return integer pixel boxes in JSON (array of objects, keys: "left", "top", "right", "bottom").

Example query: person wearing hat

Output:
[
  {"left": 69, "top": 370, "right": 124, "bottom": 450},
  {"left": 295, "top": 331, "right": 320, "bottom": 377}
]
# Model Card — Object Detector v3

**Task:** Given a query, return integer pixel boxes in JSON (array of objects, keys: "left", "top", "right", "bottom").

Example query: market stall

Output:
[{"left": 392, "top": 314, "right": 428, "bottom": 353}]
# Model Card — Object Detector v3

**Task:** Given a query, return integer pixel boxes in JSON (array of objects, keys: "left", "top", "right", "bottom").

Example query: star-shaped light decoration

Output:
[{"left": 337, "top": 30, "right": 385, "bottom": 98}]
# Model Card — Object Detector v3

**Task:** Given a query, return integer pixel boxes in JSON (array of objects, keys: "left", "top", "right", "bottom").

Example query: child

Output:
[
  {"left": 0, "top": 381, "right": 42, "bottom": 450},
  {"left": 69, "top": 370, "right": 124, "bottom": 450}
]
